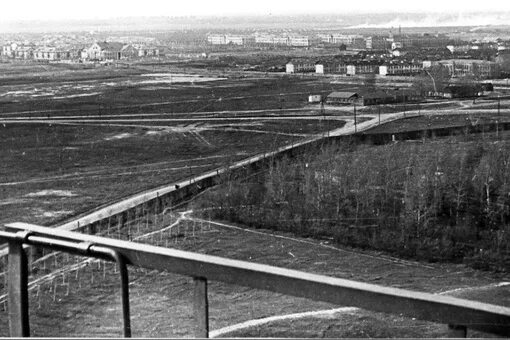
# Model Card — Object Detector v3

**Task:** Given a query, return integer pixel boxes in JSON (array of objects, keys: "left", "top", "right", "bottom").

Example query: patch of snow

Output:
[
  {"left": 210, "top": 307, "right": 359, "bottom": 338},
  {"left": 37, "top": 210, "right": 74, "bottom": 218},
  {"left": 25, "top": 190, "right": 77, "bottom": 198},
  {"left": 104, "top": 133, "right": 133, "bottom": 141},
  {"left": 53, "top": 92, "right": 101, "bottom": 99},
  {"left": 0, "top": 198, "right": 27, "bottom": 206},
  {"left": 438, "top": 282, "right": 510, "bottom": 295},
  {"left": 145, "top": 130, "right": 163, "bottom": 135},
  {"left": 139, "top": 73, "right": 226, "bottom": 84}
]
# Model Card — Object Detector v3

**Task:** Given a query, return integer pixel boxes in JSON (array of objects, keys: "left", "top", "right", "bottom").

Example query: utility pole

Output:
[
  {"left": 320, "top": 100, "right": 329, "bottom": 137},
  {"left": 378, "top": 104, "right": 381, "bottom": 125},
  {"left": 353, "top": 102, "right": 357, "bottom": 133},
  {"left": 403, "top": 90, "right": 406, "bottom": 118}
]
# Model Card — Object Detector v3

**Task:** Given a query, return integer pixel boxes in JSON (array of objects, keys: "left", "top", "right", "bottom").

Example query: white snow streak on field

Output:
[
  {"left": 53, "top": 92, "right": 101, "bottom": 99},
  {"left": 209, "top": 307, "right": 360, "bottom": 338},
  {"left": 37, "top": 210, "right": 75, "bottom": 218},
  {"left": 438, "top": 282, "right": 510, "bottom": 295},
  {"left": 0, "top": 198, "right": 28, "bottom": 206},
  {"left": 104, "top": 132, "right": 134, "bottom": 141},
  {"left": 25, "top": 190, "right": 77, "bottom": 197},
  {"left": 140, "top": 73, "right": 226, "bottom": 83}
]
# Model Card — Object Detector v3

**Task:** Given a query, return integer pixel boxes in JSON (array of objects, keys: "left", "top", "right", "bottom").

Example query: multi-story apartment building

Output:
[
  {"left": 207, "top": 34, "right": 227, "bottom": 45},
  {"left": 288, "top": 36, "right": 310, "bottom": 47},
  {"left": 366, "top": 36, "right": 389, "bottom": 50},
  {"left": 437, "top": 59, "right": 500, "bottom": 79},
  {"left": 379, "top": 62, "right": 422, "bottom": 76},
  {"left": 286, "top": 59, "right": 316, "bottom": 73}
]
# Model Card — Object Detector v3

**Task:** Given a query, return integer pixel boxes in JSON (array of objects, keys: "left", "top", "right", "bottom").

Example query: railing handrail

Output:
[{"left": 2, "top": 222, "right": 510, "bottom": 337}]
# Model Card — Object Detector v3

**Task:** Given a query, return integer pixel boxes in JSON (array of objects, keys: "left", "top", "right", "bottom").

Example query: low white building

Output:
[
  {"left": 1, "top": 43, "right": 18, "bottom": 57},
  {"left": 289, "top": 36, "right": 310, "bottom": 47},
  {"left": 308, "top": 95, "right": 322, "bottom": 103},
  {"left": 207, "top": 35, "right": 226, "bottom": 45}
]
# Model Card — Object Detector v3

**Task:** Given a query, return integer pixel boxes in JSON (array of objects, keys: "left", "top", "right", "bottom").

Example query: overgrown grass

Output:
[{"left": 195, "top": 137, "right": 510, "bottom": 272}]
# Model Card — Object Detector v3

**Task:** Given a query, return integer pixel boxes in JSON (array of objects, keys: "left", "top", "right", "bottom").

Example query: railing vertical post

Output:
[
  {"left": 118, "top": 255, "right": 131, "bottom": 338},
  {"left": 193, "top": 277, "right": 209, "bottom": 338},
  {"left": 8, "top": 241, "right": 30, "bottom": 337},
  {"left": 90, "top": 246, "right": 131, "bottom": 337},
  {"left": 448, "top": 324, "right": 467, "bottom": 338}
]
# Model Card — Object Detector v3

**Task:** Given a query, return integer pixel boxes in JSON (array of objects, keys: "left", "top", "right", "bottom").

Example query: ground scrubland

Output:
[{"left": 196, "top": 135, "right": 510, "bottom": 271}]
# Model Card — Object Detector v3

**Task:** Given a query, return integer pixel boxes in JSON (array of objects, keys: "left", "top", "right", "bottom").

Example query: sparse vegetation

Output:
[{"left": 196, "top": 136, "right": 510, "bottom": 271}]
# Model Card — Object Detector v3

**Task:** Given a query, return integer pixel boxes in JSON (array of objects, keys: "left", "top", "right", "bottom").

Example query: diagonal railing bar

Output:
[{"left": 2, "top": 222, "right": 510, "bottom": 338}]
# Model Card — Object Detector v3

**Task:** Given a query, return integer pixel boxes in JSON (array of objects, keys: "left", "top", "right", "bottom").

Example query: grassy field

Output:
[
  {"left": 0, "top": 122, "right": 308, "bottom": 227},
  {"left": 3, "top": 61, "right": 510, "bottom": 338},
  {"left": 0, "top": 211, "right": 507, "bottom": 337},
  {"left": 0, "top": 64, "right": 357, "bottom": 227}
]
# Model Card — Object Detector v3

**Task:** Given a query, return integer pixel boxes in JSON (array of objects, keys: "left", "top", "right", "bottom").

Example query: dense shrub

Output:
[{"left": 195, "top": 138, "right": 510, "bottom": 271}]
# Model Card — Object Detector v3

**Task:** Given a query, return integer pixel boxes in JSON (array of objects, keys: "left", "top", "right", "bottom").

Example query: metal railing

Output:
[{"left": 1, "top": 222, "right": 510, "bottom": 338}]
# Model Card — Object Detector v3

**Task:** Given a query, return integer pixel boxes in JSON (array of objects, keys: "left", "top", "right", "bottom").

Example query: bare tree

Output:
[{"left": 417, "top": 64, "right": 451, "bottom": 95}]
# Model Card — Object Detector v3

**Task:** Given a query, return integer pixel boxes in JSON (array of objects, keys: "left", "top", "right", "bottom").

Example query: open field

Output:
[
  {"left": 2, "top": 62, "right": 510, "bottom": 338},
  {"left": 0, "top": 65, "right": 361, "bottom": 228},
  {"left": 0, "top": 122, "right": 307, "bottom": 227},
  {"left": 0, "top": 210, "right": 508, "bottom": 337}
]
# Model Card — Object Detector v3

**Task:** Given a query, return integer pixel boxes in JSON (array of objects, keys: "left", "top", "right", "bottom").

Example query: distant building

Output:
[
  {"left": 308, "top": 95, "right": 322, "bottom": 103},
  {"left": 441, "top": 84, "right": 483, "bottom": 98},
  {"left": 87, "top": 42, "right": 125, "bottom": 60},
  {"left": 14, "top": 46, "right": 34, "bottom": 59},
  {"left": 422, "top": 60, "right": 433, "bottom": 69},
  {"left": 346, "top": 63, "right": 378, "bottom": 75},
  {"left": 326, "top": 89, "right": 415, "bottom": 106},
  {"left": 273, "top": 36, "right": 290, "bottom": 45},
  {"left": 121, "top": 44, "right": 160, "bottom": 58},
  {"left": 207, "top": 35, "right": 226, "bottom": 45},
  {"left": 366, "top": 36, "right": 389, "bottom": 50},
  {"left": 1, "top": 43, "right": 18, "bottom": 57},
  {"left": 33, "top": 47, "right": 57, "bottom": 61},
  {"left": 315, "top": 59, "right": 349, "bottom": 75},
  {"left": 255, "top": 34, "right": 276, "bottom": 45},
  {"left": 317, "top": 34, "right": 334, "bottom": 44},
  {"left": 326, "top": 92, "right": 359, "bottom": 105},
  {"left": 286, "top": 59, "right": 315, "bottom": 73},
  {"left": 437, "top": 59, "right": 500, "bottom": 79},
  {"left": 225, "top": 35, "right": 245, "bottom": 45},
  {"left": 393, "top": 34, "right": 450, "bottom": 49},
  {"left": 207, "top": 34, "right": 252, "bottom": 46},
  {"left": 331, "top": 34, "right": 363, "bottom": 46},
  {"left": 446, "top": 45, "right": 471, "bottom": 54},
  {"left": 315, "top": 63, "right": 325, "bottom": 74},
  {"left": 379, "top": 62, "right": 422, "bottom": 76},
  {"left": 391, "top": 42, "right": 403, "bottom": 50},
  {"left": 288, "top": 36, "right": 310, "bottom": 47}
]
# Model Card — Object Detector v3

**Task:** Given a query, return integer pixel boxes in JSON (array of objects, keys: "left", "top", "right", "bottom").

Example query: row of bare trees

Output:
[{"left": 196, "top": 138, "right": 510, "bottom": 271}]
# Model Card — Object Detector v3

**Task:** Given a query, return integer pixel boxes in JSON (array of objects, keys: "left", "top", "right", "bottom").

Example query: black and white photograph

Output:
[{"left": 0, "top": 0, "right": 509, "bottom": 337}]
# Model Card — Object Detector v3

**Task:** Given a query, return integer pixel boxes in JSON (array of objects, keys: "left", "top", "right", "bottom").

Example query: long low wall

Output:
[
  {"left": 57, "top": 119, "right": 510, "bottom": 235},
  {"left": 2, "top": 118, "right": 509, "bottom": 259}
]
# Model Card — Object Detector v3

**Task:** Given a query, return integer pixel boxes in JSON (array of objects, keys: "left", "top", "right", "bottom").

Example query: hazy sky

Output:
[{"left": 2, "top": 0, "right": 510, "bottom": 21}]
